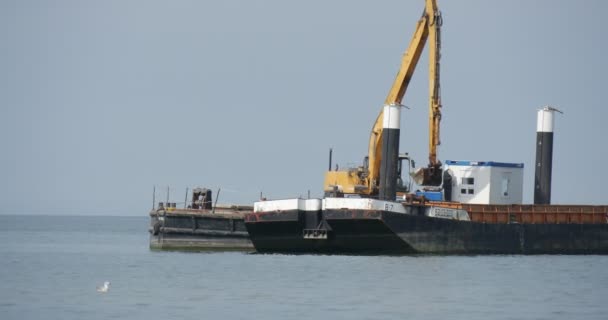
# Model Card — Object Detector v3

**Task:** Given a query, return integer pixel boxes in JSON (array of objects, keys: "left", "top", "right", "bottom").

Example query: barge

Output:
[
  {"left": 244, "top": 158, "right": 608, "bottom": 255},
  {"left": 149, "top": 188, "right": 253, "bottom": 251},
  {"left": 244, "top": 198, "right": 608, "bottom": 255}
]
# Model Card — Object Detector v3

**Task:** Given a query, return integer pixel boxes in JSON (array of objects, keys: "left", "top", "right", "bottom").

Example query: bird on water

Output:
[{"left": 96, "top": 281, "right": 110, "bottom": 293}]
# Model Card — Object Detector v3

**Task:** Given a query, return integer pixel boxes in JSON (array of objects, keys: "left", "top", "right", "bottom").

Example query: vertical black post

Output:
[
  {"left": 328, "top": 148, "right": 333, "bottom": 171},
  {"left": 379, "top": 104, "right": 401, "bottom": 201},
  {"left": 152, "top": 185, "right": 156, "bottom": 210},
  {"left": 534, "top": 106, "right": 561, "bottom": 204}
]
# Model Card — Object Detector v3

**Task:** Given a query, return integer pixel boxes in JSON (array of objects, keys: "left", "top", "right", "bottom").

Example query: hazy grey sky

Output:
[{"left": 1, "top": 0, "right": 606, "bottom": 215}]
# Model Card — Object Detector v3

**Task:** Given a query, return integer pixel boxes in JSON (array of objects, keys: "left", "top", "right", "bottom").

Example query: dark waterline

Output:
[{"left": 1, "top": 215, "right": 607, "bottom": 320}]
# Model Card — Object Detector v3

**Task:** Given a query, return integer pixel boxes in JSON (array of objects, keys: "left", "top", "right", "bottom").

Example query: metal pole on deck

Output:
[
  {"left": 534, "top": 106, "right": 562, "bottom": 204},
  {"left": 184, "top": 188, "right": 189, "bottom": 209},
  {"left": 379, "top": 104, "right": 401, "bottom": 201},
  {"left": 166, "top": 186, "right": 170, "bottom": 206},
  {"left": 152, "top": 185, "right": 156, "bottom": 210},
  {"left": 212, "top": 188, "right": 221, "bottom": 214}
]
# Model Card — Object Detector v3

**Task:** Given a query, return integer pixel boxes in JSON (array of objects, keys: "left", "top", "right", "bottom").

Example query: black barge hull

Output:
[{"left": 245, "top": 208, "right": 608, "bottom": 255}]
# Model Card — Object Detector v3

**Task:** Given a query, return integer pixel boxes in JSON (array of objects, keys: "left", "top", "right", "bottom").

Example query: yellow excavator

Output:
[{"left": 324, "top": 0, "right": 444, "bottom": 199}]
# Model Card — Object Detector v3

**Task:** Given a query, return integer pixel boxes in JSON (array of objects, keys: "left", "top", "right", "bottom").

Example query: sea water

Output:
[{"left": 1, "top": 215, "right": 607, "bottom": 320}]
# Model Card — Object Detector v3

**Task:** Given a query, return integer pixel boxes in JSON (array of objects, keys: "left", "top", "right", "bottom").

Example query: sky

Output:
[{"left": 1, "top": 0, "right": 607, "bottom": 216}]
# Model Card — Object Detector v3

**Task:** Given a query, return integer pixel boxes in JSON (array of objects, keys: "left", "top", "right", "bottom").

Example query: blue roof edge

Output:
[{"left": 445, "top": 160, "right": 524, "bottom": 168}]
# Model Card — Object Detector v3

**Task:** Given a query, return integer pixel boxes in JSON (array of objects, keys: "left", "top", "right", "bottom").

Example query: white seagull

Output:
[{"left": 96, "top": 281, "right": 110, "bottom": 293}]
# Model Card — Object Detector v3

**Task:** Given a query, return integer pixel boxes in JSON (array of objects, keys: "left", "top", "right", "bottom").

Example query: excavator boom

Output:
[
  {"left": 323, "top": 0, "right": 444, "bottom": 197},
  {"left": 369, "top": 0, "right": 443, "bottom": 191}
]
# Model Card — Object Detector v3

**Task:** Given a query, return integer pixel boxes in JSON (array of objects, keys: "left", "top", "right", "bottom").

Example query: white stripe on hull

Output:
[{"left": 254, "top": 198, "right": 321, "bottom": 212}]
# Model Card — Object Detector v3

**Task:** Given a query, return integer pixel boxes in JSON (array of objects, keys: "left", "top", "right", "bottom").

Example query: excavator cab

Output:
[
  {"left": 396, "top": 153, "right": 415, "bottom": 193},
  {"left": 398, "top": 153, "right": 442, "bottom": 192}
]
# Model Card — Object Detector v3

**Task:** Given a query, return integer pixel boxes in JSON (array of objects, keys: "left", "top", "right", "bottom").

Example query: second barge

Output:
[{"left": 149, "top": 188, "right": 253, "bottom": 251}]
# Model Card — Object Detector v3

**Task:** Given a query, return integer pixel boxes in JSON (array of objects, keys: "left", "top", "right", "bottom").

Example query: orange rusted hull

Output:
[{"left": 425, "top": 202, "right": 608, "bottom": 225}]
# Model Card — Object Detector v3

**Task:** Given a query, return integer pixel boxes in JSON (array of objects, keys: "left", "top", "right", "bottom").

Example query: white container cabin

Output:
[{"left": 444, "top": 160, "right": 524, "bottom": 205}]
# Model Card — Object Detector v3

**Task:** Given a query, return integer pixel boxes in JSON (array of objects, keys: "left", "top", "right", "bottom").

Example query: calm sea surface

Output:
[{"left": 1, "top": 214, "right": 607, "bottom": 320}]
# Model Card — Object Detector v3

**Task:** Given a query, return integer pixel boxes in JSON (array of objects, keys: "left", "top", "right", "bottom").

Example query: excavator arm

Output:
[
  {"left": 323, "top": 0, "right": 444, "bottom": 196},
  {"left": 369, "top": 0, "right": 444, "bottom": 191},
  {"left": 367, "top": 0, "right": 439, "bottom": 193},
  {"left": 425, "top": 0, "right": 443, "bottom": 184}
]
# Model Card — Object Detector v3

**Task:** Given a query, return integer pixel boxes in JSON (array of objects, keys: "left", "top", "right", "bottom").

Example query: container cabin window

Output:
[
  {"left": 461, "top": 188, "right": 474, "bottom": 195},
  {"left": 461, "top": 177, "right": 474, "bottom": 185}
]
